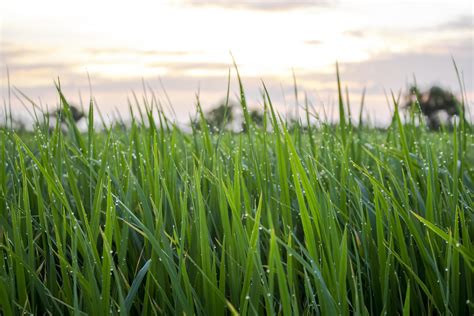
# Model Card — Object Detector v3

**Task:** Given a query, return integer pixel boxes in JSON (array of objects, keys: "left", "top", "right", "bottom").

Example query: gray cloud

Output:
[
  {"left": 0, "top": 42, "right": 52, "bottom": 62},
  {"left": 3, "top": 62, "right": 74, "bottom": 73},
  {"left": 181, "top": 0, "right": 333, "bottom": 11},
  {"left": 84, "top": 48, "right": 195, "bottom": 57},
  {"left": 341, "top": 15, "right": 473, "bottom": 40},
  {"left": 306, "top": 39, "right": 473, "bottom": 95},
  {"left": 343, "top": 30, "right": 365, "bottom": 38},
  {"left": 305, "top": 39, "right": 323, "bottom": 46},
  {"left": 146, "top": 61, "right": 231, "bottom": 73},
  {"left": 432, "top": 15, "right": 473, "bottom": 31},
  {"left": 1, "top": 44, "right": 229, "bottom": 85}
]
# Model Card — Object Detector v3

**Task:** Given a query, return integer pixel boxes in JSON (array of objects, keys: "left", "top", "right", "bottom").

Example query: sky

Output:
[{"left": 1, "top": 0, "right": 473, "bottom": 126}]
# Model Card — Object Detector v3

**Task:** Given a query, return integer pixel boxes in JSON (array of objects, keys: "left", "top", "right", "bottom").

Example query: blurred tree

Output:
[
  {"left": 53, "top": 104, "right": 85, "bottom": 123},
  {"left": 241, "top": 109, "right": 265, "bottom": 132},
  {"left": 192, "top": 102, "right": 235, "bottom": 132},
  {"left": 250, "top": 109, "right": 264, "bottom": 127},
  {"left": 405, "top": 85, "right": 460, "bottom": 130},
  {"left": 207, "top": 102, "right": 234, "bottom": 132},
  {"left": 192, "top": 102, "right": 265, "bottom": 133}
]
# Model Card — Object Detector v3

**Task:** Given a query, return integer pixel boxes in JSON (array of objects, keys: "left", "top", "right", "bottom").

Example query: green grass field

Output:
[{"left": 0, "top": 72, "right": 473, "bottom": 315}]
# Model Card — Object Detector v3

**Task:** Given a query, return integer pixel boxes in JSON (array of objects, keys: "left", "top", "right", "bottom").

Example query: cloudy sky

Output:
[{"left": 1, "top": 0, "right": 473, "bottom": 125}]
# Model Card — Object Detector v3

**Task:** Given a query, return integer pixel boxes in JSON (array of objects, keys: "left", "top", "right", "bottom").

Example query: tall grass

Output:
[{"left": 0, "top": 70, "right": 473, "bottom": 315}]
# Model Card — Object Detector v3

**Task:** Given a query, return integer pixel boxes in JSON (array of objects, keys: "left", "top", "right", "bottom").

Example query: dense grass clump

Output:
[{"left": 0, "top": 73, "right": 473, "bottom": 315}]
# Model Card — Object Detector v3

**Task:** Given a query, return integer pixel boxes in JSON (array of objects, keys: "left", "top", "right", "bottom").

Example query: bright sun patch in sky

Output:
[{"left": 1, "top": 0, "right": 473, "bottom": 124}]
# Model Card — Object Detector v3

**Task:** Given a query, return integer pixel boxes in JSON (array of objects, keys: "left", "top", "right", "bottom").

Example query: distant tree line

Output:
[
  {"left": 51, "top": 86, "right": 463, "bottom": 133},
  {"left": 195, "top": 85, "right": 464, "bottom": 133},
  {"left": 2, "top": 85, "right": 464, "bottom": 132}
]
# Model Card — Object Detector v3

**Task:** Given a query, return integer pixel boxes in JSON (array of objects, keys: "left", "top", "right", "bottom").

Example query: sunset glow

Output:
[{"left": 1, "top": 0, "right": 473, "bottom": 123}]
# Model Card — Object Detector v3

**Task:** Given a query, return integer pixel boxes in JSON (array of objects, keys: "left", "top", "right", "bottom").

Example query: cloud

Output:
[
  {"left": 305, "top": 40, "right": 323, "bottom": 46},
  {"left": 432, "top": 15, "right": 473, "bottom": 31},
  {"left": 84, "top": 48, "right": 195, "bottom": 57},
  {"left": 337, "top": 39, "right": 473, "bottom": 94},
  {"left": 146, "top": 61, "right": 231, "bottom": 73},
  {"left": 1, "top": 43, "right": 229, "bottom": 86},
  {"left": 343, "top": 30, "right": 365, "bottom": 38},
  {"left": 0, "top": 42, "right": 52, "bottom": 62},
  {"left": 181, "top": 0, "right": 333, "bottom": 11},
  {"left": 3, "top": 62, "right": 73, "bottom": 72},
  {"left": 341, "top": 15, "right": 473, "bottom": 40}
]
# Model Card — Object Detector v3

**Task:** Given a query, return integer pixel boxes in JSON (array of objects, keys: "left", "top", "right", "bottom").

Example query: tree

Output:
[
  {"left": 405, "top": 85, "right": 460, "bottom": 130},
  {"left": 192, "top": 102, "right": 265, "bottom": 133},
  {"left": 192, "top": 102, "right": 235, "bottom": 132},
  {"left": 207, "top": 102, "right": 234, "bottom": 132},
  {"left": 250, "top": 109, "right": 264, "bottom": 127},
  {"left": 53, "top": 104, "right": 85, "bottom": 123},
  {"left": 241, "top": 109, "right": 265, "bottom": 132}
]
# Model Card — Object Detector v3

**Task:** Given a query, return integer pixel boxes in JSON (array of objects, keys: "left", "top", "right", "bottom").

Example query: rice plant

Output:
[{"left": 0, "top": 69, "right": 473, "bottom": 315}]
